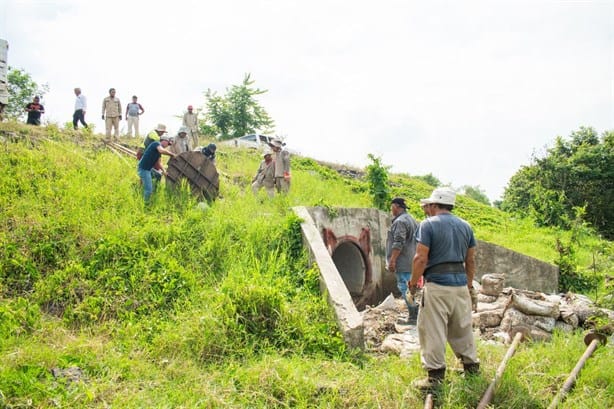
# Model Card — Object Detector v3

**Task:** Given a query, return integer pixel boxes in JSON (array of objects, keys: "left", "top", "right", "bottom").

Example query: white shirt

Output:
[{"left": 74, "top": 94, "right": 87, "bottom": 111}]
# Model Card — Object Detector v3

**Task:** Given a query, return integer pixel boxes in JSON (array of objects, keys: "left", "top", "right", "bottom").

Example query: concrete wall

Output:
[{"left": 475, "top": 240, "right": 559, "bottom": 293}]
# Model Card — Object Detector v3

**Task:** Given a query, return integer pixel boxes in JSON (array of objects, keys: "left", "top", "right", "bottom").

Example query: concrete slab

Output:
[{"left": 293, "top": 206, "right": 364, "bottom": 349}]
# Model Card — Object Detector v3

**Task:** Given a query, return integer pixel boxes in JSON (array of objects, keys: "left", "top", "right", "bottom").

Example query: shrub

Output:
[{"left": 0, "top": 297, "right": 41, "bottom": 337}]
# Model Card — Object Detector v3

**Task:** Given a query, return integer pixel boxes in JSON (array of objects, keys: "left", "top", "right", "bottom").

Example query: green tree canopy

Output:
[
  {"left": 461, "top": 185, "right": 490, "bottom": 206},
  {"left": 202, "top": 74, "right": 274, "bottom": 140},
  {"left": 415, "top": 173, "right": 441, "bottom": 187},
  {"left": 6, "top": 67, "right": 48, "bottom": 121},
  {"left": 501, "top": 127, "right": 614, "bottom": 239}
]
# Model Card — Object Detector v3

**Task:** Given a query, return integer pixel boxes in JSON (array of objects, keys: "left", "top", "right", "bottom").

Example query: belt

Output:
[{"left": 424, "top": 262, "right": 465, "bottom": 275}]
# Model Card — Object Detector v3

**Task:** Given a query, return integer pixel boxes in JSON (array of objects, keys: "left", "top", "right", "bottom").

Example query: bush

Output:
[{"left": 0, "top": 297, "right": 41, "bottom": 337}]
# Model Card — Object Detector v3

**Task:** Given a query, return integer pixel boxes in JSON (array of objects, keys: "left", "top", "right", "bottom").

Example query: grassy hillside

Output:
[{"left": 0, "top": 122, "right": 612, "bottom": 408}]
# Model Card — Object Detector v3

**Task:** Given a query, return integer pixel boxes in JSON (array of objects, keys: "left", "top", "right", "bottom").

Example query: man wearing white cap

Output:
[
  {"left": 251, "top": 149, "right": 276, "bottom": 198},
  {"left": 409, "top": 187, "right": 480, "bottom": 389},
  {"left": 137, "top": 124, "right": 168, "bottom": 160},
  {"left": 173, "top": 126, "right": 191, "bottom": 154}
]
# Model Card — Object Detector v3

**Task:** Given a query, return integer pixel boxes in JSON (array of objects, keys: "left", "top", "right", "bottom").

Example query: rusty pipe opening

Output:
[{"left": 331, "top": 241, "right": 367, "bottom": 297}]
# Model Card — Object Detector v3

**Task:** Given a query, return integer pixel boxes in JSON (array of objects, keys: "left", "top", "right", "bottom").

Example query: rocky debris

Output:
[
  {"left": 359, "top": 278, "right": 614, "bottom": 358},
  {"left": 362, "top": 294, "right": 420, "bottom": 357},
  {"left": 51, "top": 366, "right": 84, "bottom": 384},
  {"left": 475, "top": 274, "right": 614, "bottom": 343},
  {"left": 480, "top": 274, "right": 505, "bottom": 296}
]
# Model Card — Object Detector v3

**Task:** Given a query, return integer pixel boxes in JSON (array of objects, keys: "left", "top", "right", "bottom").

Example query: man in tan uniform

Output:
[
  {"left": 251, "top": 150, "right": 275, "bottom": 198},
  {"left": 182, "top": 105, "right": 199, "bottom": 148},
  {"left": 102, "top": 88, "right": 122, "bottom": 140},
  {"left": 269, "top": 139, "right": 290, "bottom": 193}
]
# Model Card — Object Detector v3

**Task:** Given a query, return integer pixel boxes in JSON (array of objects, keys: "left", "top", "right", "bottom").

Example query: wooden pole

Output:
[
  {"left": 547, "top": 332, "right": 606, "bottom": 409},
  {"left": 477, "top": 331, "right": 524, "bottom": 409}
]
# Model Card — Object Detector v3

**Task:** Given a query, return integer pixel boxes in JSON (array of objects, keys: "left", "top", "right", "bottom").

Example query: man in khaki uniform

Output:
[
  {"left": 102, "top": 88, "right": 122, "bottom": 140},
  {"left": 409, "top": 187, "right": 480, "bottom": 389},
  {"left": 269, "top": 139, "right": 290, "bottom": 193},
  {"left": 251, "top": 150, "right": 275, "bottom": 198},
  {"left": 182, "top": 105, "right": 199, "bottom": 148}
]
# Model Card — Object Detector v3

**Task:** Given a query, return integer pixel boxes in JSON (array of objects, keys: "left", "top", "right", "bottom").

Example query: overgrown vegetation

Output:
[
  {"left": 0, "top": 121, "right": 612, "bottom": 408},
  {"left": 501, "top": 127, "right": 614, "bottom": 239},
  {"left": 365, "top": 153, "right": 391, "bottom": 211}
]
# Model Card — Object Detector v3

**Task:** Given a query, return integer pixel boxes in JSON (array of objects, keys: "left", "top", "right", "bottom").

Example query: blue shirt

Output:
[
  {"left": 416, "top": 213, "right": 476, "bottom": 286},
  {"left": 138, "top": 141, "right": 161, "bottom": 171}
]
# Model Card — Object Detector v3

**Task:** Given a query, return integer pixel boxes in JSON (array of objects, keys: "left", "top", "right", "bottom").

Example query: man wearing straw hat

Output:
[{"left": 409, "top": 187, "right": 480, "bottom": 389}]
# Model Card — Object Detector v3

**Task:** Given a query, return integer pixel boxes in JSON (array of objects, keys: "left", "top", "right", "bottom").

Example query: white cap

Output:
[{"left": 420, "top": 187, "right": 456, "bottom": 206}]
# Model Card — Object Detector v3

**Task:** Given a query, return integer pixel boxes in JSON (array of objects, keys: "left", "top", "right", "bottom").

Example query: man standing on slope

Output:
[
  {"left": 269, "top": 139, "right": 290, "bottom": 194},
  {"left": 101, "top": 88, "right": 122, "bottom": 140},
  {"left": 409, "top": 187, "right": 480, "bottom": 389},
  {"left": 73, "top": 88, "right": 88, "bottom": 130},
  {"left": 125, "top": 95, "right": 144, "bottom": 138},
  {"left": 25, "top": 96, "right": 44, "bottom": 125},
  {"left": 182, "top": 105, "right": 199, "bottom": 148},
  {"left": 251, "top": 150, "right": 275, "bottom": 198},
  {"left": 137, "top": 132, "right": 175, "bottom": 202},
  {"left": 386, "top": 197, "right": 419, "bottom": 325}
]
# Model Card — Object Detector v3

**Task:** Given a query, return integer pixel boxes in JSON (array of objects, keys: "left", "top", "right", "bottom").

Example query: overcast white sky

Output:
[{"left": 2, "top": 0, "right": 613, "bottom": 201}]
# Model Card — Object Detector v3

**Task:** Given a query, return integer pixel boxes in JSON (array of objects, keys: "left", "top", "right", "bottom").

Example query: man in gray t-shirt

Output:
[
  {"left": 125, "top": 95, "right": 144, "bottom": 138},
  {"left": 410, "top": 187, "right": 479, "bottom": 390},
  {"left": 386, "top": 197, "right": 419, "bottom": 324}
]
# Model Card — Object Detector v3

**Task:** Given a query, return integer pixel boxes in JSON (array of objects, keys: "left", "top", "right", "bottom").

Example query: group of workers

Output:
[
  {"left": 386, "top": 188, "right": 480, "bottom": 390},
  {"left": 135, "top": 122, "right": 290, "bottom": 203}
]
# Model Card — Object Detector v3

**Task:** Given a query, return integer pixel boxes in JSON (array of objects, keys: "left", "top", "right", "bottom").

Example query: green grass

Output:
[{"left": 0, "top": 121, "right": 612, "bottom": 408}]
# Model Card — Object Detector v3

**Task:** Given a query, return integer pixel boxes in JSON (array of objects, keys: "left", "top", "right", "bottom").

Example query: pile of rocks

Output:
[
  {"left": 359, "top": 275, "right": 613, "bottom": 357},
  {"left": 474, "top": 274, "right": 614, "bottom": 343}
]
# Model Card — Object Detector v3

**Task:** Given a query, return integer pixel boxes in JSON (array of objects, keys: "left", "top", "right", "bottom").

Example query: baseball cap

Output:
[{"left": 391, "top": 197, "right": 407, "bottom": 209}]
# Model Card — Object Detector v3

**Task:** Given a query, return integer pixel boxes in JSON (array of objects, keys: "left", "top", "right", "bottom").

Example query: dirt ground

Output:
[{"left": 362, "top": 294, "right": 421, "bottom": 358}]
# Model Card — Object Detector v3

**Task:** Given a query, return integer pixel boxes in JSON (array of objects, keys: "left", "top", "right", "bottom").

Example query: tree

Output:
[
  {"left": 6, "top": 67, "right": 48, "bottom": 121},
  {"left": 461, "top": 185, "right": 490, "bottom": 206},
  {"left": 415, "top": 173, "right": 441, "bottom": 187},
  {"left": 501, "top": 127, "right": 614, "bottom": 239},
  {"left": 365, "top": 154, "right": 391, "bottom": 211},
  {"left": 202, "top": 74, "right": 274, "bottom": 140}
]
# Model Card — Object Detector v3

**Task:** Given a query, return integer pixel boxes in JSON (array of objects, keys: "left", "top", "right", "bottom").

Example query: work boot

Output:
[
  {"left": 463, "top": 362, "right": 480, "bottom": 375},
  {"left": 412, "top": 368, "right": 445, "bottom": 390}
]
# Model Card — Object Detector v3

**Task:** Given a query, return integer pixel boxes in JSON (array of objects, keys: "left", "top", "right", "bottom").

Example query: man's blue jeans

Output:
[
  {"left": 397, "top": 271, "right": 418, "bottom": 322},
  {"left": 138, "top": 167, "right": 153, "bottom": 201}
]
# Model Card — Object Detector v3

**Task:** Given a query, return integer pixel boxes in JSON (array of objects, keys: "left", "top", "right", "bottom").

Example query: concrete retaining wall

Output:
[{"left": 475, "top": 241, "right": 559, "bottom": 293}]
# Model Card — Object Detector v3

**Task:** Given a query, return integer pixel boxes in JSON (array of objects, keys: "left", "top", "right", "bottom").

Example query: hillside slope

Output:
[{"left": 0, "top": 122, "right": 612, "bottom": 408}]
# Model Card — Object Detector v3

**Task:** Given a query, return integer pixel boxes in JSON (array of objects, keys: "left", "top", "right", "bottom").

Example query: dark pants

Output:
[{"left": 73, "top": 109, "right": 88, "bottom": 129}]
